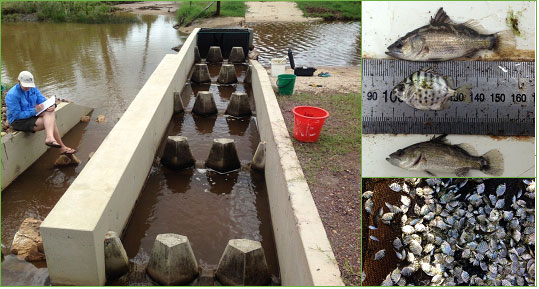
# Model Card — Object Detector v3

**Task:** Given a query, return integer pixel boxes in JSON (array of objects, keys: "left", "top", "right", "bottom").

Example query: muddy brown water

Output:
[
  {"left": 111, "top": 64, "right": 278, "bottom": 285},
  {"left": 251, "top": 21, "right": 361, "bottom": 67}
]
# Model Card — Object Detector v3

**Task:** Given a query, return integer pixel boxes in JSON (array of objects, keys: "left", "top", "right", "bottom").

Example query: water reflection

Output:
[
  {"left": 1, "top": 14, "right": 186, "bottom": 123},
  {"left": 251, "top": 21, "right": 361, "bottom": 66}
]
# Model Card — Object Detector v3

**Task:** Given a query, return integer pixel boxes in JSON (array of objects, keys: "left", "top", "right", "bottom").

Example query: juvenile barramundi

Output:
[
  {"left": 386, "top": 8, "right": 515, "bottom": 61},
  {"left": 386, "top": 135, "right": 503, "bottom": 176},
  {"left": 392, "top": 67, "right": 471, "bottom": 110}
]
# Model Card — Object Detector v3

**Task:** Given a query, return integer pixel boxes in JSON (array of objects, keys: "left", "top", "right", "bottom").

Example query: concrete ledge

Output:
[
  {"left": 250, "top": 60, "right": 344, "bottom": 286},
  {"left": 1, "top": 102, "right": 93, "bottom": 190},
  {"left": 40, "top": 28, "right": 200, "bottom": 285}
]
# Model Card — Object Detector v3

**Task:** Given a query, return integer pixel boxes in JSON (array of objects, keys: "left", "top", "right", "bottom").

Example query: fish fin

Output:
[
  {"left": 444, "top": 76, "right": 456, "bottom": 89},
  {"left": 430, "top": 134, "right": 448, "bottom": 143},
  {"left": 430, "top": 8, "right": 452, "bottom": 25},
  {"left": 455, "top": 168, "right": 469, "bottom": 177},
  {"left": 494, "top": 30, "right": 516, "bottom": 56},
  {"left": 481, "top": 149, "right": 504, "bottom": 176},
  {"left": 456, "top": 143, "right": 478, "bottom": 156},
  {"left": 441, "top": 98, "right": 452, "bottom": 110},
  {"left": 420, "top": 67, "right": 435, "bottom": 73},
  {"left": 456, "top": 84, "right": 472, "bottom": 103},
  {"left": 425, "top": 170, "right": 436, "bottom": 176},
  {"left": 462, "top": 19, "right": 488, "bottom": 34}
]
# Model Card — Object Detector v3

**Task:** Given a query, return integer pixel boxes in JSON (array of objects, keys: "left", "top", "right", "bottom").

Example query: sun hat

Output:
[{"left": 18, "top": 71, "right": 35, "bottom": 88}]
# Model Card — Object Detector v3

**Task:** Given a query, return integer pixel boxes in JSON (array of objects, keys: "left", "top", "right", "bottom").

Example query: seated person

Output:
[{"left": 5, "top": 71, "right": 76, "bottom": 155}]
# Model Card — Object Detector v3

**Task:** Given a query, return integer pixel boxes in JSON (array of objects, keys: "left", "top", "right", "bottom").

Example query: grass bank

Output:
[
  {"left": 296, "top": 1, "right": 361, "bottom": 21},
  {"left": 276, "top": 92, "right": 361, "bottom": 285},
  {"left": 176, "top": 1, "right": 246, "bottom": 26},
  {"left": 1, "top": 1, "right": 138, "bottom": 23},
  {"left": 280, "top": 93, "right": 360, "bottom": 177}
]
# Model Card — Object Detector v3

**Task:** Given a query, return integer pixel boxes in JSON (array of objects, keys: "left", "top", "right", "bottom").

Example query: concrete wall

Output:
[
  {"left": 250, "top": 60, "right": 344, "bottom": 286},
  {"left": 1, "top": 102, "right": 92, "bottom": 189},
  {"left": 40, "top": 28, "right": 199, "bottom": 285}
]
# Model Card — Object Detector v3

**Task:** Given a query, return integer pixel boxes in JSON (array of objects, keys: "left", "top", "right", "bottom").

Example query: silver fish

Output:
[
  {"left": 386, "top": 8, "right": 515, "bottom": 61},
  {"left": 374, "top": 249, "right": 386, "bottom": 261},
  {"left": 392, "top": 67, "right": 471, "bottom": 110},
  {"left": 386, "top": 134, "right": 504, "bottom": 176}
]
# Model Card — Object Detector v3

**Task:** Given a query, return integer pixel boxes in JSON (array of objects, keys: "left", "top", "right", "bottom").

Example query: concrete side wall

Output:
[
  {"left": 250, "top": 61, "right": 344, "bottom": 286},
  {"left": 40, "top": 29, "right": 199, "bottom": 285},
  {"left": 1, "top": 102, "right": 93, "bottom": 190}
]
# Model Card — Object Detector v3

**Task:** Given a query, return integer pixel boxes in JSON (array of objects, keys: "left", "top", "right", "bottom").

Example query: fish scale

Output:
[{"left": 362, "top": 59, "right": 535, "bottom": 136}]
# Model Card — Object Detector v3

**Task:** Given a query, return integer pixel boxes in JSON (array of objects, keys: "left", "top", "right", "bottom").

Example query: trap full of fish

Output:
[{"left": 362, "top": 178, "right": 535, "bottom": 286}]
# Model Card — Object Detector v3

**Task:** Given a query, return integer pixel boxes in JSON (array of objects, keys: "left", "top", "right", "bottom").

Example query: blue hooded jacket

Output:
[{"left": 5, "top": 84, "right": 47, "bottom": 124}]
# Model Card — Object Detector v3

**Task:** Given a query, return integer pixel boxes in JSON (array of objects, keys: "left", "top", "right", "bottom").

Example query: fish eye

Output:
[
  {"left": 395, "top": 41, "right": 403, "bottom": 49},
  {"left": 398, "top": 84, "right": 405, "bottom": 92},
  {"left": 396, "top": 149, "right": 404, "bottom": 156}
]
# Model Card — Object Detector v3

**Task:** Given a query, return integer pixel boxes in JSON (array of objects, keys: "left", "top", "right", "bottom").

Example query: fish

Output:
[
  {"left": 392, "top": 67, "right": 471, "bottom": 110},
  {"left": 386, "top": 8, "right": 515, "bottom": 61},
  {"left": 386, "top": 134, "right": 503, "bottom": 176}
]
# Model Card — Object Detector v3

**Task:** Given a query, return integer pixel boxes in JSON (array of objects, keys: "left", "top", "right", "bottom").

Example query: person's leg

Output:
[
  {"left": 36, "top": 111, "right": 75, "bottom": 153},
  {"left": 37, "top": 111, "right": 57, "bottom": 144}
]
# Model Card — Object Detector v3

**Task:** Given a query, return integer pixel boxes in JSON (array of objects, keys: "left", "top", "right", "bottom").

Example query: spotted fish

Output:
[
  {"left": 386, "top": 8, "right": 515, "bottom": 61},
  {"left": 392, "top": 67, "right": 471, "bottom": 110}
]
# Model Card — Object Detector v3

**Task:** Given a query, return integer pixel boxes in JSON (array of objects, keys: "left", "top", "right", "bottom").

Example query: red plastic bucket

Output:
[{"left": 292, "top": 106, "right": 329, "bottom": 142}]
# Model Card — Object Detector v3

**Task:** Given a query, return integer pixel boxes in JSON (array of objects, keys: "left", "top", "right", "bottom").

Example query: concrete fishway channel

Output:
[{"left": 40, "top": 28, "right": 343, "bottom": 286}]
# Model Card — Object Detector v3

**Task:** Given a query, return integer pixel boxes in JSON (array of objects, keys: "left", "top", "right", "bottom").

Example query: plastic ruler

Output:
[{"left": 362, "top": 59, "right": 535, "bottom": 136}]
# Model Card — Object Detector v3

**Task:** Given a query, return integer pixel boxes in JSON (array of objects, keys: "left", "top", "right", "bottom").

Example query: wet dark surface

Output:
[
  {"left": 362, "top": 178, "right": 534, "bottom": 286},
  {"left": 251, "top": 21, "right": 361, "bottom": 67},
  {"left": 112, "top": 64, "right": 279, "bottom": 285}
]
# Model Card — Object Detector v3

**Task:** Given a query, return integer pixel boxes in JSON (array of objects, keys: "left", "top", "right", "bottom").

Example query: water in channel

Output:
[
  {"left": 111, "top": 63, "right": 278, "bottom": 285},
  {"left": 1, "top": 15, "right": 358, "bottom": 285}
]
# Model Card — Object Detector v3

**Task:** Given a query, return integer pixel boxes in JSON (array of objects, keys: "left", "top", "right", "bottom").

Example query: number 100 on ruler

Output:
[{"left": 362, "top": 59, "right": 535, "bottom": 136}]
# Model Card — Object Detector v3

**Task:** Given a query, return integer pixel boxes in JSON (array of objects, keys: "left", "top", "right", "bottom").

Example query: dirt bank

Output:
[
  {"left": 268, "top": 67, "right": 361, "bottom": 95},
  {"left": 114, "top": 1, "right": 178, "bottom": 15},
  {"left": 245, "top": 2, "right": 322, "bottom": 23},
  {"left": 177, "top": 17, "right": 245, "bottom": 34}
]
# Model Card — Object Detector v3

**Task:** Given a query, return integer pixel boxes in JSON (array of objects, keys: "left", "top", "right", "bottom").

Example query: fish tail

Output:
[
  {"left": 456, "top": 84, "right": 472, "bottom": 103},
  {"left": 481, "top": 149, "right": 504, "bottom": 176},
  {"left": 493, "top": 30, "right": 516, "bottom": 56}
]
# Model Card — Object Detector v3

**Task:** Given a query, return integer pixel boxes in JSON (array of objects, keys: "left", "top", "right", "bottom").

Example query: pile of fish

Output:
[{"left": 363, "top": 178, "right": 535, "bottom": 286}]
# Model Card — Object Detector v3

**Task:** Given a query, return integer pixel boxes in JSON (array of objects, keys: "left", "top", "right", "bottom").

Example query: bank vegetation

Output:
[
  {"left": 296, "top": 1, "right": 361, "bottom": 21},
  {"left": 1, "top": 1, "right": 138, "bottom": 23}
]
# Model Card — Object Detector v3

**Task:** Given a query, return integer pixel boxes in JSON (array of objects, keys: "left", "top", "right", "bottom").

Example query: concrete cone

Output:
[
  {"left": 228, "top": 47, "right": 246, "bottom": 63},
  {"left": 191, "top": 64, "right": 211, "bottom": 83},
  {"left": 161, "top": 136, "right": 195, "bottom": 170},
  {"left": 192, "top": 91, "right": 217, "bottom": 116},
  {"left": 173, "top": 92, "right": 184, "bottom": 113},
  {"left": 251, "top": 142, "right": 266, "bottom": 171},
  {"left": 244, "top": 65, "right": 252, "bottom": 84},
  {"left": 217, "top": 64, "right": 238, "bottom": 84},
  {"left": 215, "top": 239, "right": 270, "bottom": 286},
  {"left": 225, "top": 92, "right": 251, "bottom": 117},
  {"left": 206, "top": 46, "right": 223, "bottom": 63},
  {"left": 205, "top": 138, "right": 241, "bottom": 173},
  {"left": 146, "top": 234, "right": 198, "bottom": 285},
  {"left": 194, "top": 46, "right": 201, "bottom": 63},
  {"left": 104, "top": 231, "right": 129, "bottom": 280}
]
